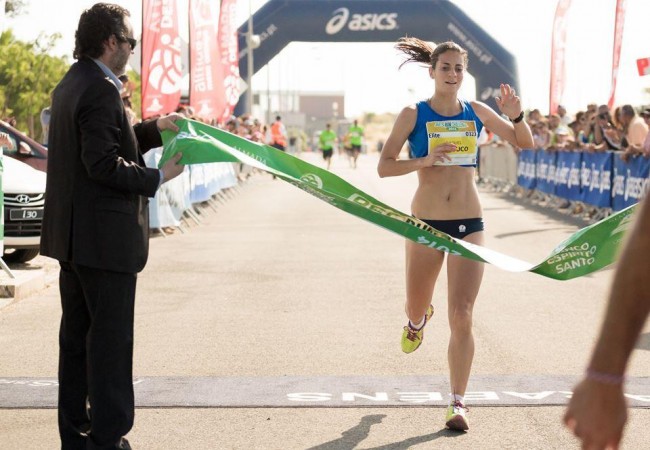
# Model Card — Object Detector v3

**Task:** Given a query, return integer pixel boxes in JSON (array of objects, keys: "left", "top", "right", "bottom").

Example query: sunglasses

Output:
[{"left": 119, "top": 35, "right": 137, "bottom": 50}]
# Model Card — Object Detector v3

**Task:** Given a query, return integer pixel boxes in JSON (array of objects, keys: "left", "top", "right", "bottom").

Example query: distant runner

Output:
[
  {"left": 347, "top": 119, "right": 364, "bottom": 169},
  {"left": 319, "top": 123, "right": 337, "bottom": 170}
]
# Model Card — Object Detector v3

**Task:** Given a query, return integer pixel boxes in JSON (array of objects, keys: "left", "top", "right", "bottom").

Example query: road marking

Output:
[{"left": 2, "top": 375, "right": 649, "bottom": 408}]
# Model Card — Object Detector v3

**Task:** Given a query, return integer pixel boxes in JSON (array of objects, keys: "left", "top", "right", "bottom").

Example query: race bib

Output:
[{"left": 426, "top": 120, "right": 478, "bottom": 166}]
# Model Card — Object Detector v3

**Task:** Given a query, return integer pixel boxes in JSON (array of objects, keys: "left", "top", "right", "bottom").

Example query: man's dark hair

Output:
[{"left": 74, "top": 3, "right": 130, "bottom": 60}]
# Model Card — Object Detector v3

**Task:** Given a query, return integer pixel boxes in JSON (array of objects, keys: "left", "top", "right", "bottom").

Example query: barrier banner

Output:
[
  {"left": 581, "top": 152, "right": 613, "bottom": 208},
  {"left": 144, "top": 148, "right": 181, "bottom": 229},
  {"left": 555, "top": 151, "right": 582, "bottom": 201},
  {"left": 517, "top": 149, "right": 537, "bottom": 190},
  {"left": 535, "top": 149, "right": 557, "bottom": 195},
  {"left": 612, "top": 154, "right": 650, "bottom": 211},
  {"left": 158, "top": 119, "right": 637, "bottom": 281}
]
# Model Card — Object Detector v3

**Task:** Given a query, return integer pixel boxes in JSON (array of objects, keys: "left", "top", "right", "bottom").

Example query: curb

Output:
[{"left": 0, "top": 270, "right": 46, "bottom": 307}]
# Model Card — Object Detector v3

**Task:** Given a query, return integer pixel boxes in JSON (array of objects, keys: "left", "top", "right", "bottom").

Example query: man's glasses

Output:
[{"left": 119, "top": 35, "right": 137, "bottom": 50}]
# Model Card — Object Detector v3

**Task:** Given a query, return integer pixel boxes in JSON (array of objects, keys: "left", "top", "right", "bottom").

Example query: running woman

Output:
[{"left": 377, "top": 38, "right": 533, "bottom": 431}]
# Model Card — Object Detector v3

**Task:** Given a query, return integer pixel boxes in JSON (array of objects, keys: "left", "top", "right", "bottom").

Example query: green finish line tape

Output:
[{"left": 160, "top": 119, "right": 636, "bottom": 281}]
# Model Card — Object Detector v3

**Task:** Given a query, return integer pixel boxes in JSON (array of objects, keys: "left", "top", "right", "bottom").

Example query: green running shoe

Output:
[
  {"left": 445, "top": 401, "right": 469, "bottom": 431},
  {"left": 400, "top": 304, "right": 434, "bottom": 353}
]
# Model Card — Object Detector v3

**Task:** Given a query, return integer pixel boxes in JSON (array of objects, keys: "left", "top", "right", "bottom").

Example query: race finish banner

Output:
[{"left": 159, "top": 119, "right": 637, "bottom": 281}]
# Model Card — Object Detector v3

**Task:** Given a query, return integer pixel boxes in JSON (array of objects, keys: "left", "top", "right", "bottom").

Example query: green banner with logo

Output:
[{"left": 160, "top": 119, "right": 636, "bottom": 281}]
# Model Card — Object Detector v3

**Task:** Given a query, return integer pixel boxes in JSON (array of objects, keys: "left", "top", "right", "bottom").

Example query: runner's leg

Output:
[
  {"left": 446, "top": 231, "right": 485, "bottom": 395},
  {"left": 405, "top": 240, "right": 445, "bottom": 324}
]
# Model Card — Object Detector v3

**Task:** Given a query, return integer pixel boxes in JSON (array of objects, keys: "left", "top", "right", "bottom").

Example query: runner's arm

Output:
[
  {"left": 472, "top": 101, "right": 534, "bottom": 150},
  {"left": 588, "top": 197, "right": 650, "bottom": 379},
  {"left": 377, "top": 106, "right": 455, "bottom": 177}
]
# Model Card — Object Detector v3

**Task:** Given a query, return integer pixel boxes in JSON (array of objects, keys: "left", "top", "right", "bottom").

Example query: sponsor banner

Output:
[
  {"left": 189, "top": 0, "right": 222, "bottom": 121},
  {"left": 549, "top": 0, "right": 572, "bottom": 115},
  {"left": 535, "top": 149, "right": 557, "bottom": 195},
  {"left": 637, "top": 57, "right": 650, "bottom": 76},
  {"left": 517, "top": 149, "right": 537, "bottom": 190},
  {"left": 325, "top": 7, "right": 398, "bottom": 35},
  {"left": 612, "top": 154, "right": 650, "bottom": 211},
  {"left": 141, "top": 0, "right": 183, "bottom": 119},
  {"left": 608, "top": 0, "right": 627, "bottom": 109},
  {"left": 158, "top": 119, "right": 637, "bottom": 281},
  {"left": 217, "top": 0, "right": 240, "bottom": 121},
  {"left": 581, "top": 152, "right": 613, "bottom": 208},
  {"left": 554, "top": 151, "right": 582, "bottom": 201}
]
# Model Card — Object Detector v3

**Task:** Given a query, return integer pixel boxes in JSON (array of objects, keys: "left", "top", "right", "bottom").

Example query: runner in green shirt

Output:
[
  {"left": 347, "top": 119, "right": 364, "bottom": 169},
  {"left": 319, "top": 123, "right": 337, "bottom": 170}
]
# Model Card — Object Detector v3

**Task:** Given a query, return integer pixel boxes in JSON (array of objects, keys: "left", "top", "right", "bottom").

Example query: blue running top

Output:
[{"left": 408, "top": 99, "right": 483, "bottom": 168}]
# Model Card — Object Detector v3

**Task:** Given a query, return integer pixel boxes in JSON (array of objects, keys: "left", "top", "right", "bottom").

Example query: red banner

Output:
[
  {"left": 141, "top": 0, "right": 183, "bottom": 119},
  {"left": 608, "top": 0, "right": 627, "bottom": 108},
  {"left": 189, "top": 0, "right": 223, "bottom": 121},
  {"left": 217, "top": 0, "right": 241, "bottom": 121},
  {"left": 637, "top": 57, "right": 650, "bottom": 77},
  {"left": 549, "top": 0, "right": 572, "bottom": 115}
]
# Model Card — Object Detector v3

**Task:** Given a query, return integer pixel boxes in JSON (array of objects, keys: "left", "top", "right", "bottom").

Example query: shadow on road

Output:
[
  {"left": 306, "top": 413, "right": 465, "bottom": 450},
  {"left": 361, "top": 428, "right": 464, "bottom": 450},
  {"left": 306, "top": 414, "right": 386, "bottom": 450}
]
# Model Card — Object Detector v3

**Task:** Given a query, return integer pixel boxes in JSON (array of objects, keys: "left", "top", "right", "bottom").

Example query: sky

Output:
[{"left": 4, "top": 0, "right": 650, "bottom": 118}]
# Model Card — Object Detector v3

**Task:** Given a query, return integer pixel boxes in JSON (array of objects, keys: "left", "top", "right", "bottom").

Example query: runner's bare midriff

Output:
[{"left": 411, "top": 165, "right": 482, "bottom": 219}]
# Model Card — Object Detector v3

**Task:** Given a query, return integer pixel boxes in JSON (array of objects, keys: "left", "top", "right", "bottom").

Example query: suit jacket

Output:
[{"left": 41, "top": 58, "right": 162, "bottom": 273}]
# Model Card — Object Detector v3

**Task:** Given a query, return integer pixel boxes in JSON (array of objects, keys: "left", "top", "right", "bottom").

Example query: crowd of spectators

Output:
[{"left": 524, "top": 103, "right": 650, "bottom": 161}]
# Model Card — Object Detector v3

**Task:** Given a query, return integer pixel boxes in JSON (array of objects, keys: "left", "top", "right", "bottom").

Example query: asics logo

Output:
[{"left": 325, "top": 8, "right": 398, "bottom": 35}]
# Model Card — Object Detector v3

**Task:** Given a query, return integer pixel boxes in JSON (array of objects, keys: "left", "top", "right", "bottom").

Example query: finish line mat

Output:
[
  {"left": 158, "top": 119, "right": 637, "bottom": 281},
  {"left": 2, "top": 375, "right": 650, "bottom": 408}
]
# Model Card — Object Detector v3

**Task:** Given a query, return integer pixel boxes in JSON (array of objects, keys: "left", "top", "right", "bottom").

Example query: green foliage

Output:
[
  {"left": 0, "top": 30, "right": 68, "bottom": 138},
  {"left": 126, "top": 69, "right": 141, "bottom": 121}
]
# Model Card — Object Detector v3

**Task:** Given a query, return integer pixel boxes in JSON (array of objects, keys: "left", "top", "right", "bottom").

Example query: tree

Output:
[
  {"left": 126, "top": 69, "right": 141, "bottom": 122},
  {"left": 0, "top": 30, "right": 68, "bottom": 138}
]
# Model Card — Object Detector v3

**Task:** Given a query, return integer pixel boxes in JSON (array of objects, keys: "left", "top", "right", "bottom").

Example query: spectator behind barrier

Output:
[{"left": 619, "top": 104, "right": 649, "bottom": 162}]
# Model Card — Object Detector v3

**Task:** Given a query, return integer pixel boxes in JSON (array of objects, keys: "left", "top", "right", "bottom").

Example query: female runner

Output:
[{"left": 378, "top": 38, "right": 533, "bottom": 431}]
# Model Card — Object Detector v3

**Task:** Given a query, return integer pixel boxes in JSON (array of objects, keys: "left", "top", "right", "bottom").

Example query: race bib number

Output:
[{"left": 426, "top": 120, "right": 478, "bottom": 166}]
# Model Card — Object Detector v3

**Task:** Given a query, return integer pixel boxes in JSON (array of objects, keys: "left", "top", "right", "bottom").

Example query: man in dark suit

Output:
[{"left": 40, "top": 4, "right": 184, "bottom": 449}]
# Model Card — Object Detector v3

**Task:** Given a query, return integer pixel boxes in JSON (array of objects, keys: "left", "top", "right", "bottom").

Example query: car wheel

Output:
[{"left": 3, "top": 249, "right": 40, "bottom": 263}]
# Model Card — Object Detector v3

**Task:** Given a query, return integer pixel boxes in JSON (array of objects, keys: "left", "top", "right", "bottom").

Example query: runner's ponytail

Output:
[{"left": 395, "top": 37, "right": 468, "bottom": 70}]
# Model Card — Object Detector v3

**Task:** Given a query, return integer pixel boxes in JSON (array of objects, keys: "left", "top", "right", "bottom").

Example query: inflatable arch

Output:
[{"left": 235, "top": 0, "right": 519, "bottom": 115}]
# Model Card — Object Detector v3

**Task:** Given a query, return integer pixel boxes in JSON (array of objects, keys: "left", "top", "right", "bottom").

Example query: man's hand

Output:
[
  {"left": 564, "top": 379, "right": 627, "bottom": 450},
  {"left": 156, "top": 113, "right": 182, "bottom": 133},
  {"left": 160, "top": 153, "right": 184, "bottom": 184}
]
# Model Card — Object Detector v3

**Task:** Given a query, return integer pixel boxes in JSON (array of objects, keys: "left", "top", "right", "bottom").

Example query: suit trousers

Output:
[{"left": 58, "top": 261, "right": 137, "bottom": 450}]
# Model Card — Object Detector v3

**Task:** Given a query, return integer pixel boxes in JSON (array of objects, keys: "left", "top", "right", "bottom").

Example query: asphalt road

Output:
[{"left": 1, "top": 150, "right": 649, "bottom": 449}]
